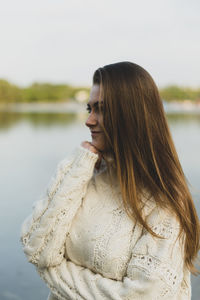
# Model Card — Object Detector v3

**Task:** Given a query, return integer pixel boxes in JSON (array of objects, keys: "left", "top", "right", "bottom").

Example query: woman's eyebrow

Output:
[{"left": 87, "top": 101, "right": 103, "bottom": 108}]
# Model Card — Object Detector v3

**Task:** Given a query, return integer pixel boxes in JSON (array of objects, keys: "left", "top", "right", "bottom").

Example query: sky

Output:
[{"left": 0, "top": 0, "right": 200, "bottom": 88}]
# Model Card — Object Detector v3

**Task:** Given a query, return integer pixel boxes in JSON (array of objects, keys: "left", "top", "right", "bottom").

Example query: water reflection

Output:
[
  {"left": 1, "top": 110, "right": 200, "bottom": 132},
  {"left": 167, "top": 113, "right": 200, "bottom": 124},
  {"left": 0, "top": 111, "right": 76, "bottom": 131}
]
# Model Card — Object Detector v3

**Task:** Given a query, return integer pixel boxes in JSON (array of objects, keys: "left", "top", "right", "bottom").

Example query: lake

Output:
[{"left": 0, "top": 110, "right": 199, "bottom": 300}]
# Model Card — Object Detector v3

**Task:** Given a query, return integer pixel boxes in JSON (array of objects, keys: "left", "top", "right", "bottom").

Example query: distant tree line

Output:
[
  {"left": 0, "top": 80, "right": 90, "bottom": 103},
  {"left": 0, "top": 79, "right": 200, "bottom": 103},
  {"left": 160, "top": 85, "right": 200, "bottom": 102}
]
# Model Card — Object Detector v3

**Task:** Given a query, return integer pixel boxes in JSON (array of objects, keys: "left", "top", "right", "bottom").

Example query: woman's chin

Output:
[{"left": 91, "top": 140, "right": 104, "bottom": 152}]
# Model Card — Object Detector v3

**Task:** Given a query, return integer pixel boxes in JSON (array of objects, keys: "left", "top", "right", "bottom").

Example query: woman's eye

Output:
[
  {"left": 86, "top": 104, "right": 103, "bottom": 114},
  {"left": 86, "top": 106, "right": 91, "bottom": 113}
]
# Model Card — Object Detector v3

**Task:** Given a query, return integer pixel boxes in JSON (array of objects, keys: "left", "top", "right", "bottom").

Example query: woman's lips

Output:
[{"left": 91, "top": 131, "right": 102, "bottom": 137}]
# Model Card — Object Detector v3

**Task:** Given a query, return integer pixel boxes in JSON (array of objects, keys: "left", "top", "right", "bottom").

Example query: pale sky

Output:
[{"left": 0, "top": 0, "right": 200, "bottom": 88}]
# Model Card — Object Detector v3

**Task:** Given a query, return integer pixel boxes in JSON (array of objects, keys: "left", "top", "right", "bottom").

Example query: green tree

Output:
[
  {"left": 0, "top": 79, "right": 22, "bottom": 103},
  {"left": 160, "top": 85, "right": 199, "bottom": 102}
]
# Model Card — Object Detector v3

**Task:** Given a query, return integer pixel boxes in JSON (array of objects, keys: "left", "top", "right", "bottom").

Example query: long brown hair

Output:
[{"left": 93, "top": 61, "right": 200, "bottom": 274}]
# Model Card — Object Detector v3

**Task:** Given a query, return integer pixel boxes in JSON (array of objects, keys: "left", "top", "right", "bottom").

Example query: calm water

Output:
[{"left": 0, "top": 111, "right": 199, "bottom": 300}]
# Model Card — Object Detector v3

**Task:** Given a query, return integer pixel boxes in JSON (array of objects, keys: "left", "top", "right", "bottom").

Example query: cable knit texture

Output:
[{"left": 21, "top": 146, "right": 191, "bottom": 300}]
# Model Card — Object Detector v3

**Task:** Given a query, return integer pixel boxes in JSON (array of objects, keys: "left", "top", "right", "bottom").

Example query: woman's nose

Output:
[{"left": 85, "top": 111, "right": 97, "bottom": 128}]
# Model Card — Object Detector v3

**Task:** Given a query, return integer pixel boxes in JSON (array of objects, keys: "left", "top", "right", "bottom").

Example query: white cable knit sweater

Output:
[{"left": 21, "top": 146, "right": 191, "bottom": 300}]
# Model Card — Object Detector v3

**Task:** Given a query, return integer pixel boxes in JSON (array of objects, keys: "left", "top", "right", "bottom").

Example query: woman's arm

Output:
[
  {"left": 21, "top": 146, "right": 98, "bottom": 268},
  {"left": 37, "top": 207, "right": 188, "bottom": 300}
]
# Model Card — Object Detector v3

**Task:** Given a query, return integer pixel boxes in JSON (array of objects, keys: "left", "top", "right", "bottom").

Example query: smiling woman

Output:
[
  {"left": 85, "top": 85, "right": 106, "bottom": 153},
  {"left": 21, "top": 62, "right": 200, "bottom": 300}
]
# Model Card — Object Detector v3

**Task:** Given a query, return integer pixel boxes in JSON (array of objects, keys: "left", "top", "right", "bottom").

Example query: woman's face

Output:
[{"left": 85, "top": 84, "right": 106, "bottom": 152}]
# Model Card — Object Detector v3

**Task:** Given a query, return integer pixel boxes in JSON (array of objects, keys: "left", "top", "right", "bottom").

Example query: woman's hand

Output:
[{"left": 81, "top": 141, "right": 102, "bottom": 169}]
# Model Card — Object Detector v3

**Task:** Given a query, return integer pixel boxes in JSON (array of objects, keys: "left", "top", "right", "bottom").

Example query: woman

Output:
[{"left": 21, "top": 62, "right": 200, "bottom": 300}]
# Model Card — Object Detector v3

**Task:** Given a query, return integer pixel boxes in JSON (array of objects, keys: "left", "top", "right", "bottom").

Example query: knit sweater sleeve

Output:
[
  {"left": 20, "top": 146, "right": 98, "bottom": 268},
  {"left": 36, "top": 207, "right": 188, "bottom": 300}
]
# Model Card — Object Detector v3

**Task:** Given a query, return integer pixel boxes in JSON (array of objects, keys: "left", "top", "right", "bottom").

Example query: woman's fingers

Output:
[
  {"left": 81, "top": 141, "right": 102, "bottom": 169},
  {"left": 81, "top": 141, "right": 99, "bottom": 155}
]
